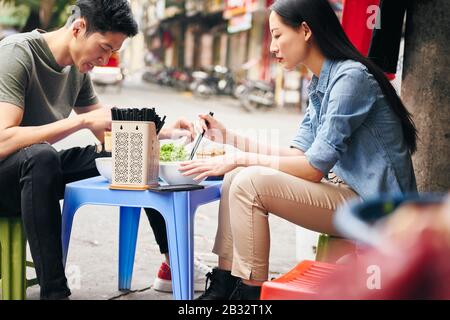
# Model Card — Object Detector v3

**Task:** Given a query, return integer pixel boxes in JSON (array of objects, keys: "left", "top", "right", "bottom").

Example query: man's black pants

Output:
[{"left": 0, "top": 143, "right": 168, "bottom": 299}]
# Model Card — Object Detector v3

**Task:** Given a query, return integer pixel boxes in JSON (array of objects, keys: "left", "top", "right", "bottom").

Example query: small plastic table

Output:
[{"left": 61, "top": 176, "right": 222, "bottom": 300}]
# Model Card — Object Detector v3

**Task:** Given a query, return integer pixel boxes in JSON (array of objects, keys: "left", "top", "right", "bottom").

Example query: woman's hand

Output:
[
  {"left": 197, "top": 113, "right": 228, "bottom": 144},
  {"left": 160, "top": 118, "right": 195, "bottom": 141},
  {"left": 179, "top": 154, "right": 241, "bottom": 181}
]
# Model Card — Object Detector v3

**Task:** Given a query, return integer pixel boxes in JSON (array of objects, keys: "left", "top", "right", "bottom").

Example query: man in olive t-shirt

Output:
[
  {"left": 0, "top": 29, "right": 99, "bottom": 127},
  {"left": 0, "top": 0, "right": 194, "bottom": 300}
]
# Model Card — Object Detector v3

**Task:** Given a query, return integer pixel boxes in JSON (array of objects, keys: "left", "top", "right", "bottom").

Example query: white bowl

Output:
[
  {"left": 159, "top": 162, "right": 206, "bottom": 185},
  {"left": 95, "top": 157, "right": 112, "bottom": 182}
]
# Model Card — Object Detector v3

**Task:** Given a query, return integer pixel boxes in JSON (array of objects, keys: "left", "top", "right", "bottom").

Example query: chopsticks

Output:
[
  {"left": 189, "top": 112, "right": 214, "bottom": 160},
  {"left": 111, "top": 107, "right": 166, "bottom": 135}
]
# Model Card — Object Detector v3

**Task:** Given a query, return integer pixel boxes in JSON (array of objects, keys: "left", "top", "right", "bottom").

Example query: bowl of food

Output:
[
  {"left": 159, "top": 143, "right": 205, "bottom": 185},
  {"left": 159, "top": 161, "right": 206, "bottom": 185},
  {"left": 195, "top": 145, "right": 226, "bottom": 159},
  {"left": 95, "top": 157, "right": 112, "bottom": 182}
]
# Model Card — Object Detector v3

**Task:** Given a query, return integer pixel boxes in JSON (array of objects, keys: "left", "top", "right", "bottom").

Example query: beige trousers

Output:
[{"left": 212, "top": 166, "right": 359, "bottom": 282}]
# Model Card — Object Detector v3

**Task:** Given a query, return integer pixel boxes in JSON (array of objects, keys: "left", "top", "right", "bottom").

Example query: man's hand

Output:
[
  {"left": 79, "top": 107, "right": 112, "bottom": 142},
  {"left": 159, "top": 118, "right": 195, "bottom": 141}
]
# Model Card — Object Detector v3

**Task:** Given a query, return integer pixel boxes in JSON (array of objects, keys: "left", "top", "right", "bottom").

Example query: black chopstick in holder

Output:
[{"left": 111, "top": 107, "right": 166, "bottom": 135}]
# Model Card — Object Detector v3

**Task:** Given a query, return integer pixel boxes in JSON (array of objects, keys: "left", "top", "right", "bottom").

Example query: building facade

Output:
[{"left": 140, "top": 0, "right": 343, "bottom": 110}]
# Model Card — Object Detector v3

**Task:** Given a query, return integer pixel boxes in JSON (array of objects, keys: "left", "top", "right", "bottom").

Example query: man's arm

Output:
[
  {"left": 0, "top": 102, "right": 111, "bottom": 160},
  {"left": 0, "top": 102, "right": 86, "bottom": 159},
  {"left": 73, "top": 103, "right": 110, "bottom": 142}
]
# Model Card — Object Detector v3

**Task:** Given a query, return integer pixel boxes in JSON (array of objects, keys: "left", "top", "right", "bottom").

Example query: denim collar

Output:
[{"left": 308, "top": 59, "right": 334, "bottom": 95}]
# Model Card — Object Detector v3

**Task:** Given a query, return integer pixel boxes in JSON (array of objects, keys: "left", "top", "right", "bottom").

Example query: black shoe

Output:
[
  {"left": 196, "top": 268, "right": 239, "bottom": 300},
  {"left": 229, "top": 279, "right": 261, "bottom": 300}
]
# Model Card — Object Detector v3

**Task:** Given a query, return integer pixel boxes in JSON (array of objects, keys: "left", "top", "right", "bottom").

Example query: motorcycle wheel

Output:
[
  {"left": 240, "top": 97, "right": 258, "bottom": 113},
  {"left": 194, "top": 84, "right": 214, "bottom": 99}
]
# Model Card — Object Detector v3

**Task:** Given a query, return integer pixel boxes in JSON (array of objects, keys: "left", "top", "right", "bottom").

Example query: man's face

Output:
[{"left": 70, "top": 21, "right": 127, "bottom": 73}]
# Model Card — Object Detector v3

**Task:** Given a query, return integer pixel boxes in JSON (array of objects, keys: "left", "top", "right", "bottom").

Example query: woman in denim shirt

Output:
[{"left": 180, "top": 0, "right": 418, "bottom": 299}]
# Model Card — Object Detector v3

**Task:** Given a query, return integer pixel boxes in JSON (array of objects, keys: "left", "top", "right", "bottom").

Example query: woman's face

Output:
[{"left": 269, "top": 11, "right": 312, "bottom": 70}]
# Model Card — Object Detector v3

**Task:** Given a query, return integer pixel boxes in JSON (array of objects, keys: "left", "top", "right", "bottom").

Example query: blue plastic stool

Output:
[{"left": 61, "top": 176, "right": 222, "bottom": 300}]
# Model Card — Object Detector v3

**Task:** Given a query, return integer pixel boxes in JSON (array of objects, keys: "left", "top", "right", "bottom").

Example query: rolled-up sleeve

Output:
[
  {"left": 305, "top": 68, "right": 377, "bottom": 174},
  {"left": 291, "top": 106, "right": 315, "bottom": 152},
  {"left": 0, "top": 44, "right": 31, "bottom": 109}
]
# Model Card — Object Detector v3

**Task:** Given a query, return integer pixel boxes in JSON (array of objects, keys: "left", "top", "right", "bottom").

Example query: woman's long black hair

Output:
[{"left": 271, "top": 0, "right": 417, "bottom": 154}]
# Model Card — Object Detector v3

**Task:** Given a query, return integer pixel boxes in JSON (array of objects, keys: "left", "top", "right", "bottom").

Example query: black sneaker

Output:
[
  {"left": 229, "top": 279, "right": 261, "bottom": 300},
  {"left": 196, "top": 268, "right": 239, "bottom": 300}
]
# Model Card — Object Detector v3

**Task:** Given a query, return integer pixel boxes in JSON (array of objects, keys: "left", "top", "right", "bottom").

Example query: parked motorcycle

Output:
[
  {"left": 172, "top": 68, "right": 194, "bottom": 92},
  {"left": 142, "top": 64, "right": 165, "bottom": 84},
  {"left": 190, "top": 70, "right": 213, "bottom": 97},
  {"left": 235, "top": 79, "right": 275, "bottom": 111},
  {"left": 156, "top": 67, "right": 177, "bottom": 87},
  {"left": 191, "top": 65, "right": 236, "bottom": 98}
]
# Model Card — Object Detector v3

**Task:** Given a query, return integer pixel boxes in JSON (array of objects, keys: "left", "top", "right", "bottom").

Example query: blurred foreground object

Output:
[{"left": 318, "top": 193, "right": 450, "bottom": 299}]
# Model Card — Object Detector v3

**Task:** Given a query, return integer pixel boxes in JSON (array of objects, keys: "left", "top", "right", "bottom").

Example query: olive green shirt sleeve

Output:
[
  {"left": 75, "top": 73, "right": 99, "bottom": 107},
  {"left": 0, "top": 43, "right": 32, "bottom": 109}
]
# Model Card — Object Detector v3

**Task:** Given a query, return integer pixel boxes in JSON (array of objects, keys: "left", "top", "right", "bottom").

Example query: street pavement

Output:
[{"left": 27, "top": 75, "right": 319, "bottom": 300}]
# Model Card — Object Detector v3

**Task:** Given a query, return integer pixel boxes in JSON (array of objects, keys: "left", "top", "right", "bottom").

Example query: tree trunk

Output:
[
  {"left": 40, "top": 0, "right": 56, "bottom": 29},
  {"left": 402, "top": 0, "right": 450, "bottom": 192}
]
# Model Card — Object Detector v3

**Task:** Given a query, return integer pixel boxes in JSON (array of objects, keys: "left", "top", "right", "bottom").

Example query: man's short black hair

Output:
[{"left": 73, "top": 0, "right": 138, "bottom": 37}]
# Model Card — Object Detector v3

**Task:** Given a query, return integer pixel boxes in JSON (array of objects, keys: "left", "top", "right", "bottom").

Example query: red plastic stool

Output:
[{"left": 260, "top": 260, "right": 339, "bottom": 300}]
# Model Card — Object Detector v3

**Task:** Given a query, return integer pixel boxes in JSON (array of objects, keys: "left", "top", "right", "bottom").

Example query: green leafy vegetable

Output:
[{"left": 160, "top": 143, "right": 188, "bottom": 162}]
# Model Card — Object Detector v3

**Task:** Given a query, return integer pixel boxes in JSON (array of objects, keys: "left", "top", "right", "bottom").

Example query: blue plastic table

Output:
[{"left": 61, "top": 176, "right": 222, "bottom": 300}]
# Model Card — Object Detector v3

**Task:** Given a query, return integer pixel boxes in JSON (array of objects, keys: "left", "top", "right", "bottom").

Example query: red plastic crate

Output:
[{"left": 260, "top": 260, "right": 339, "bottom": 300}]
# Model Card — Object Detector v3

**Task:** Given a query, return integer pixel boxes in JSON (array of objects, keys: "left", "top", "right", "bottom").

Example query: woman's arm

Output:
[
  {"left": 179, "top": 151, "right": 323, "bottom": 183},
  {"left": 238, "top": 152, "right": 323, "bottom": 182},
  {"left": 226, "top": 130, "right": 305, "bottom": 156},
  {"left": 197, "top": 113, "right": 304, "bottom": 157}
]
